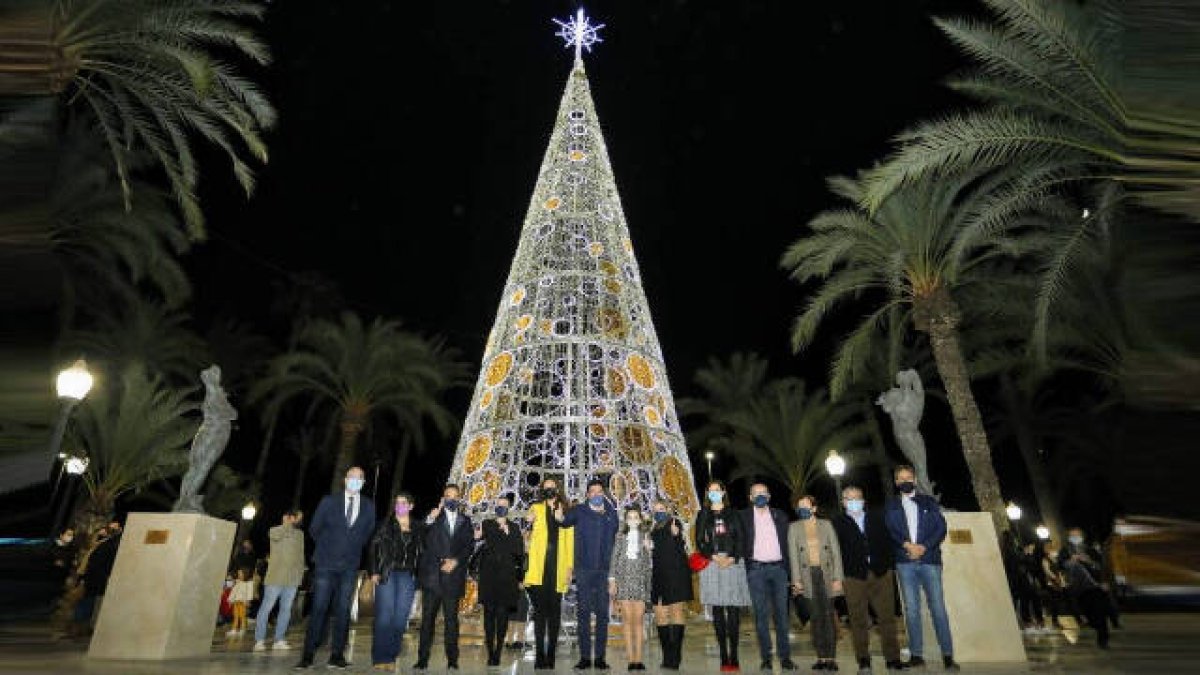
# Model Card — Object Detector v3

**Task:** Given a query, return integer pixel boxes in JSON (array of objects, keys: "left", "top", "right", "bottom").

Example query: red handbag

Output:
[{"left": 688, "top": 551, "right": 710, "bottom": 572}]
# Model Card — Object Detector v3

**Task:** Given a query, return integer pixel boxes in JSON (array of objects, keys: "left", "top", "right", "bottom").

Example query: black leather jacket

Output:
[{"left": 367, "top": 518, "right": 424, "bottom": 583}]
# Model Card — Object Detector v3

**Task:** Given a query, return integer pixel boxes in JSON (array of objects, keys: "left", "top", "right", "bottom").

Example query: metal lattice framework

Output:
[{"left": 448, "top": 21, "right": 699, "bottom": 529}]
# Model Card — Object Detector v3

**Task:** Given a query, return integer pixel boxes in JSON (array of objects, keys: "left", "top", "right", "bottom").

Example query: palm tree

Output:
[
  {"left": 64, "top": 363, "right": 196, "bottom": 551},
  {"left": 861, "top": 0, "right": 1200, "bottom": 221},
  {"left": 252, "top": 313, "right": 467, "bottom": 495},
  {"left": 781, "top": 171, "right": 1039, "bottom": 530},
  {"left": 60, "top": 298, "right": 208, "bottom": 384},
  {"left": 2, "top": 0, "right": 277, "bottom": 237},
  {"left": 717, "top": 379, "right": 869, "bottom": 503},
  {"left": 677, "top": 352, "right": 770, "bottom": 462}
]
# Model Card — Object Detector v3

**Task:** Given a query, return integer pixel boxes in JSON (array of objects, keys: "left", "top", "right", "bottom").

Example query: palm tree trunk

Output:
[
  {"left": 254, "top": 413, "right": 278, "bottom": 481},
  {"left": 389, "top": 438, "right": 412, "bottom": 503},
  {"left": 329, "top": 412, "right": 366, "bottom": 494},
  {"left": 999, "top": 374, "right": 1064, "bottom": 543},
  {"left": 918, "top": 289, "right": 1007, "bottom": 534}
]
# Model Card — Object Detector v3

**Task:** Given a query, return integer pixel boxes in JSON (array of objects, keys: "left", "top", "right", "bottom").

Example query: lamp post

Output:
[
  {"left": 1006, "top": 501, "right": 1023, "bottom": 544},
  {"left": 704, "top": 451, "right": 715, "bottom": 481},
  {"left": 50, "top": 455, "right": 89, "bottom": 536},
  {"left": 824, "top": 450, "right": 846, "bottom": 500},
  {"left": 47, "top": 360, "right": 93, "bottom": 536},
  {"left": 1035, "top": 524, "right": 1050, "bottom": 542}
]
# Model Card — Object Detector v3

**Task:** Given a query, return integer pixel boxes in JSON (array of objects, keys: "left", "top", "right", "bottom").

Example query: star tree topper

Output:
[{"left": 554, "top": 7, "right": 605, "bottom": 63}]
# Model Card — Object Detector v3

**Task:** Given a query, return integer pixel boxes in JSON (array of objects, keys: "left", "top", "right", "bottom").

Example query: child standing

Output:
[{"left": 227, "top": 568, "right": 256, "bottom": 637}]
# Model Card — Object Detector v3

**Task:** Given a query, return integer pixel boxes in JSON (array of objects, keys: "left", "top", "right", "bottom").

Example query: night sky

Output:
[{"left": 14, "top": 1, "right": 1194, "bottom": 538}]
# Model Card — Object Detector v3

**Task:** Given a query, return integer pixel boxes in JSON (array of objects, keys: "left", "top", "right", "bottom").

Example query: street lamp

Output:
[
  {"left": 704, "top": 451, "right": 715, "bottom": 481},
  {"left": 50, "top": 454, "right": 90, "bottom": 536},
  {"left": 1005, "top": 501, "right": 1023, "bottom": 522},
  {"left": 241, "top": 501, "right": 257, "bottom": 522},
  {"left": 47, "top": 360, "right": 93, "bottom": 536},
  {"left": 825, "top": 450, "right": 846, "bottom": 498},
  {"left": 1035, "top": 524, "right": 1050, "bottom": 541},
  {"left": 56, "top": 359, "right": 94, "bottom": 401}
]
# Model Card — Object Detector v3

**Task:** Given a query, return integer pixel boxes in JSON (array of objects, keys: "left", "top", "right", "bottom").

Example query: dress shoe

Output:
[
  {"left": 884, "top": 660, "right": 908, "bottom": 671},
  {"left": 326, "top": 654, "right": 350, "bottom": 669},
  {"left": 906, "top": 656, "right": 925, "bottom": 669},
  {"left": 574, "top": 658, "right": 593, "bottom": 670},
  {"left": 941, "top": 656, "right": 960, "bottom": 672},
  {"left": 593, "top": 658, "right": 611, "bottom": 670},
  {"left": 780, "top": 658, "right": 798, "bottom": 670},
  {"left": 761, "top": 658, "right": 773, "bottom": 671},
  {"left": 293, "top": 653, "right": 314, "bottom": 670}
]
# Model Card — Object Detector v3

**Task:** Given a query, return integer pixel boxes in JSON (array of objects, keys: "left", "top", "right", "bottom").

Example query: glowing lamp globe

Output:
[
  {"left": 824, "top": 450, "right": 846, "bottom": 478},
  {"left": 1035, "top": 525, "right": 1050, "bottom": 540},
  {"left": 241, "top": 503, "right": 257, "bottom": 521},
  {"left": 1005, "top": 501, "right": 1023, "bottom": 521},
  {"left": 64, "top": 455, "right": 89, "bottom": 475},
  {"left": 704, "top": 451, "right": 715, "bottom": 461},
  {"left": 56, "top": 359, "right": 93, "bottom": 401}
]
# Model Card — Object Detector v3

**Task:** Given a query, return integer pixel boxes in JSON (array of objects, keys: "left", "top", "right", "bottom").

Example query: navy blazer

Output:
[
  {"left": 883, "top": 494, "right": 947, "bottom": 565},
  {"left": 739, "top": 506, "right": 792, "bottom": 574},
  {"left": 309, "top": 493, "right": 376, "bottom": 571},
  {"left": 417, "top": 510, "right": 475, "bottom": 596}
]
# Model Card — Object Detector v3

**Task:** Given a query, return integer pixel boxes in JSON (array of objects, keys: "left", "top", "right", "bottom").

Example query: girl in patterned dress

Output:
[{"left": 609, "top": 507, "right": 652, "bottom": 670}]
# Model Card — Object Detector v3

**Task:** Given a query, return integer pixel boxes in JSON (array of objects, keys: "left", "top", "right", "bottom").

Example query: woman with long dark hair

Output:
[
  {"left": 694, "top": 480, "right": 751, "bottom": 672},
  {"left": 522, "top": 477, "right": 574, "bottom": 670},
  {"left": 367, "top": 493, "right": 424, "bottom": 670},
  {"left": 610, "top": 506, "right": 653, "bottom": 670}
]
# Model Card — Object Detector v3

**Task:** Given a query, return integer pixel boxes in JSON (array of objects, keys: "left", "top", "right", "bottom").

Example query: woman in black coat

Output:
[
  {"left": 650, "top": 499, "right": 693, "bottom": 670},
  {"left": 476, "top": 495, "right": 525, "bottom": 667}
]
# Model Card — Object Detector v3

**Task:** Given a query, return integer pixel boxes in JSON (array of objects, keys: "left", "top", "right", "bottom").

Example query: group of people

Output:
[
  {"left": 51, "top": 519, "right": 124, "bottom": 636},
  {"left": 693, "top": 465, "right": 958, "bottom": 674}
]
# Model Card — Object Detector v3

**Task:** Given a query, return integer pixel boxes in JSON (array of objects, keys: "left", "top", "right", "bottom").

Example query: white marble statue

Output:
[
  {"left": 173, "top": 366, "right": 237, "bottom": 513},
  {"left": 877, "top": 369, "right": 934, "bottom": 495}
]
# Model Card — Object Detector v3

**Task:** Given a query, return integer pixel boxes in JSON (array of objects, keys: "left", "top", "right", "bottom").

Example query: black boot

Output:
[
  {"left": 657, "top": 626, "right": 671, "bottom": 669},
  {"left": 669, "top": 624, "right": 685, "bottom": 669}
]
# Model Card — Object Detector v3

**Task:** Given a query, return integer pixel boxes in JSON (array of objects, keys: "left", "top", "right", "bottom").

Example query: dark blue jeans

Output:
[
  {"left": 746, "top": 561, "right": 791, "bottom": 661},
  {"left": 896, "top": 562, "right": 953, "bottom": 658},
  {"left": 303, "top": 567, "right": 358, "bottom": 657},
  {"left": 576, "top": 569, "right": 610, "bottom": 661},
  {"left": 372, "top": 571, "right": 416, "bottom": 665}
]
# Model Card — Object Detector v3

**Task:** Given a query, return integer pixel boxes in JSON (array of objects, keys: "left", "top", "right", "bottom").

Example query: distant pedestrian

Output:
[
  {"left": 73, "top": 525, "right": 121, "bottom": 633},
  {"left": 254, "top": 509, "right": 305, "bottom": 652},
  {"left": 1058, "top": 527, "right": 1111, "bottom": 649},
  {"left": 227, "top": 568, "right": 256, "bottom": 637},
  {"left": 232, "top": 538, "right": 257, "bottom": 578},
  {"left": 295, "top": 466, "right": 376, "bottom": 670}
]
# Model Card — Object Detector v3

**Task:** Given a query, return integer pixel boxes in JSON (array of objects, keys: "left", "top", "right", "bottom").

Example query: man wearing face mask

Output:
[
  {"left": 883, "top": 466, "right": 959, "bottom": 672},
  {"left": 413, "top": 484, "right": 475, "bottom": 671},
  {"left": 739, "top": 482, "right": 798, "bottom": 671},
  {"left": 296, "top": 467, "right": 376, "bottom": 670},
  {"left": 561, "top": 478, "right": 619, "bottom": 671},
  {"left": 831, "top": 486, "right": 904, "bottom": 674},
  {"left": 1057, "top": 527, "right": 1111, "bottom": 648}
]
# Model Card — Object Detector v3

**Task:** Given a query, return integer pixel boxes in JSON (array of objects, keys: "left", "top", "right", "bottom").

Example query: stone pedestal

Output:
[
  {"left": 906, "top": 511, "right": 1026, "bottom": 662},
  {"left": 88, "top": 512, "right": 235, "bottom": 660}
]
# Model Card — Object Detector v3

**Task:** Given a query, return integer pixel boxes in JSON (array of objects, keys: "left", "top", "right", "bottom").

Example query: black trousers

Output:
[
  {"left": 1078, "top": 588, "right": 1111, "bottom": 648},
  {"left": 417, "top": 586, "right": 461, "bottom": 664},
  {"left": 530, "top": 582, "right": 562, "bottom": 659},
  {"left": 483, "top": 603, "right": 510, "bottom": 661},
  {"left": 711, "top": 606, "right": 741, "bottom": 662}
]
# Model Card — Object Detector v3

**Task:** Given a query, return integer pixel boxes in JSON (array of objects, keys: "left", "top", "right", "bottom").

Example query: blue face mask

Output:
[
  {"left": 796, "top": 507, "right": 813, "bottom": 520},
  {"left": 845, "top": 499, "right": 865, "bottom": 513},
  {"left": 707, "top": 490, "right": 724, "bottom": 504},
  {"left": 495, "top": 506, "right": 509, "bottom": 517},
  {"left": 346, "top": 478, "right": 364, "bottom": 493},
  {"left": 588, "top": 495, "right": 605, "bottom": 507},
  {"left": 653, "top": 511, "right": 669, "bottom": 523},
  {"left": 444, "top": 499, "right": 459, "bottom": 512},
  {"left": 753, "top": 494, "right": 770, "bottom": 508}
]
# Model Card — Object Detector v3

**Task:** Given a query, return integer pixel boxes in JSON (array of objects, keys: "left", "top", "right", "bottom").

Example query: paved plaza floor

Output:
[{"left": 1, "top": 612, "right": 1197, "bottom": 674}]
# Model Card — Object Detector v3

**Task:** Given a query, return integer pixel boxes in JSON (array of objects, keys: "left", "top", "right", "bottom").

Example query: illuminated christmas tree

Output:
[{"left": 448, "top": 10, "right": 699, "bottom": 526}]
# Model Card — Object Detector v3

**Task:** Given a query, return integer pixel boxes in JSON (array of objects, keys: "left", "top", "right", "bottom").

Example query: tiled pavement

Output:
[{"left": 1, "top": 612, "right": 1197, "bottom": 674}]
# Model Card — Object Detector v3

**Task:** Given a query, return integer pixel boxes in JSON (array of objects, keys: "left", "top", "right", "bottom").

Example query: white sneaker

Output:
[
  {"left": 273, "top": 640, "right": 291, "bottom": 651},
  {"left": 253, "top": 640, "right": 268, "bottom": 652}
]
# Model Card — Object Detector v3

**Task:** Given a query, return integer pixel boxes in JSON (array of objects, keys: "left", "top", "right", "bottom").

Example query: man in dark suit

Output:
[
  {"left": 831, "top": 485, "right": 904, "bottom": 674},
  {"left": 883, "top": 465, "right": 959, "bottom": 672},
  {"left": 414, "top": 483, "right": 474, "bottom": 671},
  {"left": 296, "top": 466, "right": 376, "bottom": 670},
  {"left": 739, "top": 482, "right": 798, "bottom": 671}
]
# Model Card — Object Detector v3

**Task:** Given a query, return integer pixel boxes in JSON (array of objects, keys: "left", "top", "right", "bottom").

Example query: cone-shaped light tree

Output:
[{"left": 447, "top": 11, "right": 699, "bottom": 527}]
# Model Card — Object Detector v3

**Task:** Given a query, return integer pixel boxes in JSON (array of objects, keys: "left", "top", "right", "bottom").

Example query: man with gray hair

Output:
[{"left": 831, "top": 485, "right": 904, "bottom": 674}]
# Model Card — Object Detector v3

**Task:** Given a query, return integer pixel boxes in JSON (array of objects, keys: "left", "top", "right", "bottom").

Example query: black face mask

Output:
[
  {"left": 541, "top": 487, "right": 557, "bottom": 500},
  {"left": 896, "top": 481, "right": 916, "bottom": 495}
]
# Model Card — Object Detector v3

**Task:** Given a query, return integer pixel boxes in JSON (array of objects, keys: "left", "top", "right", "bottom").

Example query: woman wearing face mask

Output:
[
  {"left": 694, "top": 480, "right": 751, "bottom": 672},
  {"left": 367, "top": 493, "right": 424, "bottom": 670},
  {"left": 786, "top": 495, "right": 844, "bottom": 671},
  {"left": 477, "top": 495, "right": 525, "bottom": 668},
  {"left": 649, "top": 500, "right": 692, "bottom": 670},
  {"left": 610, "top": 507, "right": 653, "bottom": 670},
  {"left": 523, "top": 477, "right": 574, "bottom": 670}
]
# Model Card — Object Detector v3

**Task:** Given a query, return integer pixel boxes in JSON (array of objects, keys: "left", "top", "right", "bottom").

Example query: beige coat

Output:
[
  {"left": 787, "top": 518, "right": 845, "bottom": 599},
  {"left": 263, "top": 524, "right": 305, "bottom": 587}
]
